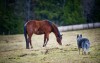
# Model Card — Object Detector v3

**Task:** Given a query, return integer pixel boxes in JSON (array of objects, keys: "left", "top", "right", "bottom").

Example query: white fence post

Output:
[{"left": 58, "top": 23, "right": 100, "bottom": 32}]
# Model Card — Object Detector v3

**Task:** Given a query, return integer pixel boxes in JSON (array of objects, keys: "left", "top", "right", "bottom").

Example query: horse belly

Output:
[
  {"left": 36, "top": 31, "right": 44, "bottom": 35},
  {"left": 34, "top": 28, "right": 44, "bottom": 35}
]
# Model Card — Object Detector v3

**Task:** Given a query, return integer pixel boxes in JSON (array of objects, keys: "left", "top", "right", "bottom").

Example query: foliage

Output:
[
  {"left": 0, "top": 0, "right": 24, "bottom": 34},
  {"left": 0, "top": 0, "right": 99, "bottom": 34},
  {"left": 92, "top": 0, "right": 100, "bottom": 22},
  {"left": 33, "top": 0, "right": 85, "bottom": 25}
]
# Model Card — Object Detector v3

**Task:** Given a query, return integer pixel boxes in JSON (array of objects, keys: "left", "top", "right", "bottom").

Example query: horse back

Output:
[{"left": 26, "top": 20, "right": 53, "bottom": 35}]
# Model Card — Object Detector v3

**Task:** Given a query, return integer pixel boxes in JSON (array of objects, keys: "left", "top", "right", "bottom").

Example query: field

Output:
[{"left": 0, "top": 28, "right": 100, "bottom": 63}]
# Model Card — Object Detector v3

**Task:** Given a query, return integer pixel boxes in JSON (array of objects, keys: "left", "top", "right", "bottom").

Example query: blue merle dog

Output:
[{"left": 77, "top": 34, "right": 90, "bottom": 55}]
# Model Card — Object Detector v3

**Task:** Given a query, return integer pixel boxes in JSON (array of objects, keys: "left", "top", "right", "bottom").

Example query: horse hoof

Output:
[
  {"left": 43, "top": 45, "right": 46, "bottom": 47},
  {"left": 26, "top": 47, "right": 30, "bottom": 49},
  {"left": 31, "top": 47, "right": 33, "bottom": 49}
]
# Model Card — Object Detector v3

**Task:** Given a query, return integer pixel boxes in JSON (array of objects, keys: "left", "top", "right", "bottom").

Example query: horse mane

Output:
[{"left": 48, "top": 21, "right": 61, "bottom": 38}]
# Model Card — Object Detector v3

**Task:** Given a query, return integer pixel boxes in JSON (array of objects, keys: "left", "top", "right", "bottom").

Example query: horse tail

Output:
[
  {"left": 24, "top": 24, "right": 29, "bottom": 49},
  {"left": 24, "top": 25, "right": 27, "bottom": 43}
]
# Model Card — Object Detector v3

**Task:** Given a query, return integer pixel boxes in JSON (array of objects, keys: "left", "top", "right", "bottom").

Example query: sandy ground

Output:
[{"left": 0, "top": 28, "right": 100, "bottom": 63}]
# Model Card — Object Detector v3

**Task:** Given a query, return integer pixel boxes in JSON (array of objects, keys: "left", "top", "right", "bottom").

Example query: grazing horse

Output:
[
  {"left": 24, "top": 20, "right": 62, "bottom": 49},
  {"left": 77, "top": 34, "right": 90, "bottom": 55}
]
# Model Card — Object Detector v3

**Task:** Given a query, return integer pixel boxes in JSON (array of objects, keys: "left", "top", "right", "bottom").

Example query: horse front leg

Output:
[
  {"left": 45, "top": 36, "right": 49, "bottom": 47},
  {"left": 43, "top": 33, "right": 49, "bottom": 47},
  {"left": 43, "top": 34, "right": 46, "bottom": 47}
]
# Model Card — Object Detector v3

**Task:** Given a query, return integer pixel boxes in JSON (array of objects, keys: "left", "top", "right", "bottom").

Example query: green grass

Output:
[{"left": 0, "top": 28, "right": 100, "bottom": 63}]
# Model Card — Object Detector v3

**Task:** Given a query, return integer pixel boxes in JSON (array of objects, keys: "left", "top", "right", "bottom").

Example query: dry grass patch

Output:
[{"left": 0, "top": 28, "right": 100, "bottom": 63}]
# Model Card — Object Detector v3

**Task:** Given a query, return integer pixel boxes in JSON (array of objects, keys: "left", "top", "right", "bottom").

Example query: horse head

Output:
[{"left": 57, "top": 34, "right": 63, "bottom": 45}]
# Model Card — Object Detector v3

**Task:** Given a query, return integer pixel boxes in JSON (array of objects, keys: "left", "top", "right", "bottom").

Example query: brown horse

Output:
[{"left": 24, "top": 20, "right": 62, "bottom": 49}]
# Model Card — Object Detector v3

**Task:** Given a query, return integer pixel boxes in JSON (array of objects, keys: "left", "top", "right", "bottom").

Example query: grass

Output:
[{"left": 0, "top": 28, "right": 100, "bottom": 63}]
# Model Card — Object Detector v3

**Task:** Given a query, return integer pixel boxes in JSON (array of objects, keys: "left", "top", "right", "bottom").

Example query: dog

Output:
[{"left": 77, "top": 34, "right": 90, "bottom": 55}]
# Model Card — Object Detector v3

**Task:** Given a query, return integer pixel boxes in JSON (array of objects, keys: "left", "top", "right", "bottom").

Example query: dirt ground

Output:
[{"left": 0, "top": 28, "right": 100, "bottom": 63}]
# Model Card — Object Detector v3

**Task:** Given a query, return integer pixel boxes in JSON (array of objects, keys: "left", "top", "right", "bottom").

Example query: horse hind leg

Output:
[
  {"left": 29, "top": 38, "right": 33, "bottom": 48},
  {"left": 28, "top": 35, "right": 33, "bottom": 49},
  {"left": 26, "top": 39, "right": 29, "bottom": 49}
]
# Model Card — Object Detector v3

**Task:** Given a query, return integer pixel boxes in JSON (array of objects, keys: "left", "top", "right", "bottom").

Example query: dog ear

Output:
[
  {"left": 80, "top": 34, "right": 82, "bottom": 37},
  {"left": 77, "top": 34, "right": 79, "bottom": 38}
]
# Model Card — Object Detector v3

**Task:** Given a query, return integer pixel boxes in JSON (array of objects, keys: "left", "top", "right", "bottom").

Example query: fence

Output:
[{"left": 58, "top": 23, "right": 100, "bottom": 32}]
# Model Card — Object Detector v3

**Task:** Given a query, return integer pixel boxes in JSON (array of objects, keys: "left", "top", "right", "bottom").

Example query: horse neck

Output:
[{"left": 52, "top": 24, "right": 60, "bottom": 38}]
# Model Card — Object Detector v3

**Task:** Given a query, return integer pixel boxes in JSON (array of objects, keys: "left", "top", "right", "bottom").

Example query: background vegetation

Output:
[{"left": 0, "top": 0, "right": 100, "bottom": 34}]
